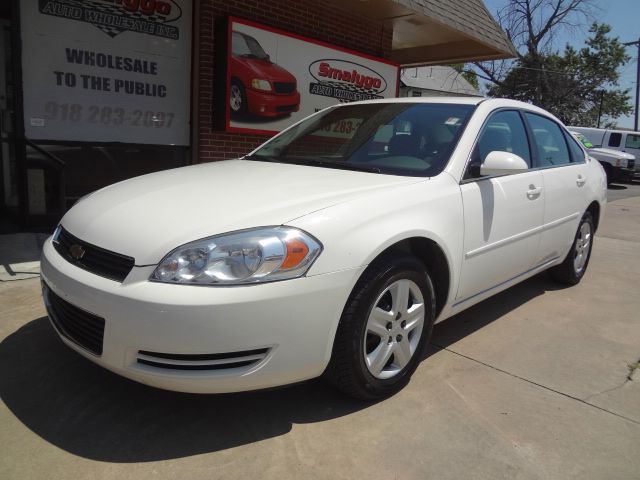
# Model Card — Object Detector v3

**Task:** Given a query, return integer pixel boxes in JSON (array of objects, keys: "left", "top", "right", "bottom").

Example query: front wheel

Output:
[
  {"left": 325, "top": 253, "right": 436, "bottom": 400},
  {"left": 549, "top": 211, "right": 594, "bottom": 285},
  {"left": 229, "top": 80, "right": 247, "bottom": 116}
]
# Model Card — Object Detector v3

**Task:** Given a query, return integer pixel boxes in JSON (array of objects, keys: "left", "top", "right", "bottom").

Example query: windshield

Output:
[
  {"left": 247, "top": 102, "right": 476, "bottom": 176},
  {"left": 232, "top": 32, "right": 269, "bottom": 60}
]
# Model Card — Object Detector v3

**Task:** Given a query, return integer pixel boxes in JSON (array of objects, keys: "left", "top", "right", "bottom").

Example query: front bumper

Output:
[
  {"left": 41, "top": 238, "right": 362, "bottom": 393},
  {"left": 245, "top": 89, "right": 300, "bottom": 117},
  {"left": 612, "top": 167, "right": 640, "bottom": 182}
]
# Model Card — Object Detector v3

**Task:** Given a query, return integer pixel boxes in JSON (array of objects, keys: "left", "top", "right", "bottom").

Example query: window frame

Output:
[{"left": 461, "top": 108, "right": 586, "bottom": 184}]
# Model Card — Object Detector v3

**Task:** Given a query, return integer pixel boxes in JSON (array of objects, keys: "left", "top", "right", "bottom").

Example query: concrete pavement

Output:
[
  {"left": 0, "top": 232, "right": 48, "bottom": 281},
  {"left": 1, "top": 185, "right": 639, "bottom": 480}
]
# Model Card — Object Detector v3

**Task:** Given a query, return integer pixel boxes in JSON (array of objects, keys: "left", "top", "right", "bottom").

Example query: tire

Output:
[
  {"left": 548, "top": 211, "right": 594, "bottom": 285},
  {"left": 325, "top": 252, "right": 436, "bottom": 400},
  {"left": 229, "top": 79, "right": 247, "bottom": 116}
]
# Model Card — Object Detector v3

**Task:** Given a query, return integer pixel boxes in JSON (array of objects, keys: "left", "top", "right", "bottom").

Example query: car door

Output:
[
  {"left": 523, "top": 112, "right": 590, "bottom": 266},
  {"left": 456, "top": 110, "right": 544, "bottom": 303}
]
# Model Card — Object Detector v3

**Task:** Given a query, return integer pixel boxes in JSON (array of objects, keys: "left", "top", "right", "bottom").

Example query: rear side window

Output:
[
  {"left": 565, "top": 131, "right": 586, "bottom": 163},
  {"left": 625, "top": 134, "right": 640, "bottom": 149},
  {"left": 608, "top": 133, "right": 622, "bottom": 147},
  {"left": 524, "top": 113, "right": 571, "bottom": 167}
]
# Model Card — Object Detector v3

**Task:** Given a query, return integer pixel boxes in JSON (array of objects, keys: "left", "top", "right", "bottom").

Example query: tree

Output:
[
  {"left": 452, "top": 64, "right": 479, "bottom": 90},
  {"left": 473, "top": 0, "right": 631, "bottom": 126}
]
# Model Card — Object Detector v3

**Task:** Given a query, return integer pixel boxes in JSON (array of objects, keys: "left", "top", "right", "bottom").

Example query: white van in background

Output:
[
  {"left": 569, "top": 130, "right": 636, "bottom": 184},
  {"left": 569, "top": 126, "right": 640, "bottom": 159},
  {"left": 569, "top": 127, "right": 639, "bottom": 182}
]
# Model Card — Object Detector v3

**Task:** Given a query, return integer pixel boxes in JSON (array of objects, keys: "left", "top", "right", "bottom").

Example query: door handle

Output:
[
  {"left": 527, "top": 184, "right": 543, "bottom": 200},
  {"left": 576, "top": 175, "right": 587, "bottom": 187}
]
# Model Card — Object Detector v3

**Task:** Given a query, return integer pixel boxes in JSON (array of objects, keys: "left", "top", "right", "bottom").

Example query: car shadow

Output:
[
  {"left": 427, "top": 271, "right": 570, "bottom": 355},
  {"left": 0, "top": 272, "right": 566, "bottom": 463},
  {"left": 0, "top": 317, "right": 376, "bottom": 463},
  {"left": 608, "top": 184, "right": 627, "bottom": 190}
]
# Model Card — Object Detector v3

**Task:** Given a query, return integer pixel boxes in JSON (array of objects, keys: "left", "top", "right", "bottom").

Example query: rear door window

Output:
[{"left": 524, "top": 113, "right": 571, "bottom": 167}]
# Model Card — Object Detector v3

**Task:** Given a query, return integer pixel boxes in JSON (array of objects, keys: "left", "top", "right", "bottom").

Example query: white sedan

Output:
[{"left": 41, "top": 98, "right": 606, "bottom": 399}]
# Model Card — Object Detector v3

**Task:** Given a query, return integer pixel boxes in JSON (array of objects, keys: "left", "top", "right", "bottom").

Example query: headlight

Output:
[
  {"left": 251, "top": 79, "right": 272, "bottom": 91},
  {"left": 150, "top": 227, "right": 322, "bottom": 285}
]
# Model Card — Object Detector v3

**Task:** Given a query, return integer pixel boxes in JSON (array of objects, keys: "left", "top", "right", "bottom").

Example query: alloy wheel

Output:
[
  {"left": 230, "top": 85, "right": 243, "bottom": 112},
  {"left": 363, "top": 279, "right": 425, "bottom": 379},
  {"left": 573, "top": 221, "right": 592, "bottom": 274}
]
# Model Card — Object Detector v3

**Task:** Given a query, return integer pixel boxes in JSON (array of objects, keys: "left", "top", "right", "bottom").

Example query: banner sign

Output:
[
  {"left": 226, "top": 17, "right": 399, "bottom": 135},
  {"left": 20, "top": 0, "right": 192, "bottom": 145}
]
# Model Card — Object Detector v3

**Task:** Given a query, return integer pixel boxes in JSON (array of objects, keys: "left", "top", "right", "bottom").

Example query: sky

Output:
[{"left": 482, "top": 0, "right": 640, "bottom": 129}]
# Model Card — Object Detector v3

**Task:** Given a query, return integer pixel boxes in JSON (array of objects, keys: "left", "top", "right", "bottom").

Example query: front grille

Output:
[
  {"left": 53, "top": 227, "right": 135, "bottom": 282},
  {"left": 136, "top": 348, "right": 270, "bottom": 371},
  {"left": 43, "top": 282, "right": 105, "bottom": 356},
  {"left": 273, "top": 82, "right": 296, "bottom": 94},
  {"left": 276, "top": 104, "right": 297, "bottom": 113},
  {"left": 628, "top": 159, "right": 635, "bottom": 170}
]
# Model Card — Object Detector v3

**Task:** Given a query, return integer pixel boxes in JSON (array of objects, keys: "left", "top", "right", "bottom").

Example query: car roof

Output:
[
  {"left": 341, "top": 97, "right": 560, "bottom": 121},
  {"left": 343, "top": 96, "right": 484, "bottom": 106},
  {"left": 569, "top": 126, "right": 640, "bottom": 135}
]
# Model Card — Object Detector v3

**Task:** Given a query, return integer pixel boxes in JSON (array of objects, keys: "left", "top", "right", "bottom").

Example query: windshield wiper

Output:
[
  {"left": 244, "top": 155, "right": 381, "bottom": 173},
  {"left": 244, "top": 154, "right": 282, "bottom": 163},
  {"left": 289, "top": 158, "right": 381, "bottom": 173}
]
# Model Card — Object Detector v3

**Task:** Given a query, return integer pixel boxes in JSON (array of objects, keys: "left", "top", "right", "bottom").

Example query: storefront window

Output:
[{"left": 25, "top": 143, "right": 187, "bottom": 215}]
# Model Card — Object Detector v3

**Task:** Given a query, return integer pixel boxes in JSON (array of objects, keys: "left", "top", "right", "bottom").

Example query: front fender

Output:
[{"left": 289, "top": 173, "right": 464, "bottom": 360}]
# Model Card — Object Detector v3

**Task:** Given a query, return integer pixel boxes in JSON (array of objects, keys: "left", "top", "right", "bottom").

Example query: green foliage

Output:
[
  {"left": 488, "top": 23, "right": 632, "bottom": 126},
  {"left": 452, "top": 64, "right": 480, "bottom": 90}
]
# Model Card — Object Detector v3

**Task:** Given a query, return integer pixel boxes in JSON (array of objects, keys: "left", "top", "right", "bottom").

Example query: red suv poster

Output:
[{"left": 226, "top": 17, "right": 399, "bottom": 135}]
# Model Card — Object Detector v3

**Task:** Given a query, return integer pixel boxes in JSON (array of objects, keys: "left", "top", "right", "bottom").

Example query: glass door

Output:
[{"left": 0, "top": 18, "right": 18, "bottom": 214}]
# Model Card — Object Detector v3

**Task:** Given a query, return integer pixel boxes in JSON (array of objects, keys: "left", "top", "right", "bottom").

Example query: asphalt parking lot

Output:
[{"left": 1, "top": 182, "right": 639, "bottom": 480}]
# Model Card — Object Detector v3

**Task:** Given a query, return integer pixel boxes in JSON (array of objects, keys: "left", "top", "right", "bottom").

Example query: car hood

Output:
[
  {"left": 234, "top": 57, "right": 296, "bottom": 83},
  {"left": 589, "top": 147, "right": 635, "bottom": 160},
  {"left": 61, "top": 159, "right": 423, "bottom": 265}
]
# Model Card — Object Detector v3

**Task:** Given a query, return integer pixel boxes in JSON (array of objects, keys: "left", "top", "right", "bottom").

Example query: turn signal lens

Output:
[{"left": 281, "top": 238, "right": 310, "bottom": 270}]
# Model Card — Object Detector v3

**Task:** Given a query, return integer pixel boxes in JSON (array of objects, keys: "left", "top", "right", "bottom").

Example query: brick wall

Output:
[{"left": 196, "top": 0, "right": 393, "bottom": 162}]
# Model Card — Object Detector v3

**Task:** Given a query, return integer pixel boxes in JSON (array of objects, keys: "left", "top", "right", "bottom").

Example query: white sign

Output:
[
  {"left": 227, "top": 18, "right": 399, "bottom": 134},
  {"left": 21, "top": 0, "right": 192, "bottom": 145}
]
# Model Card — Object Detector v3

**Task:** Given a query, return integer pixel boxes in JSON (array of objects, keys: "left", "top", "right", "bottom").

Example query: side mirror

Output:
[{"left": 480, "top": 151, "right": 528, "bottom": 176}]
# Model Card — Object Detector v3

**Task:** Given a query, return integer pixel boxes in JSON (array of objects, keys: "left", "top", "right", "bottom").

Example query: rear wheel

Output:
[
  {"left": 549, "top": 211, "right": 594, "bottom": 285},
  {"left": 325, "top": 253, "right": 435, "bottom": 400}
]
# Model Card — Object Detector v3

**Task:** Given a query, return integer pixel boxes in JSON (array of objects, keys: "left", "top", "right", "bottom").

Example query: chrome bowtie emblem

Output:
[{"left": 69, "top": 244, "right": 86, "bottom": 260}]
